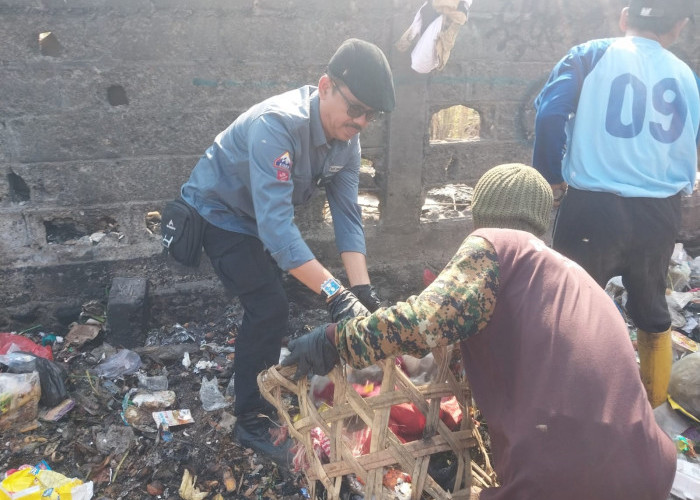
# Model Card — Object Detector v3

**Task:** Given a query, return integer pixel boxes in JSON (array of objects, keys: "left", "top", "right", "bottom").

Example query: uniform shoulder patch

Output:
[
  {"left": 273, "top": 151, "right": 292, "bottom": 170},
  {"left": 273, "top": 151, "right": 292, "bottom": 181}
]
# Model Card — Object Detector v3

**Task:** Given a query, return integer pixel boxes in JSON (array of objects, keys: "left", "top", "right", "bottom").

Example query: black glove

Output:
[
  {"left": 327, "top": 289, "right": 370, "bottom": 323},
  {"left": 282, "top": 324, "right": 339, "bottom": 380},
  {"left": 349, "top": 284, "right": 382, "bottom": 312}
]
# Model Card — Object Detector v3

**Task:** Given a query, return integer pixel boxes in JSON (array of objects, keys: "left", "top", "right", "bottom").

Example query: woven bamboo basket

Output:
[{"left": 258, "top": 346, "right": 477, "bottom": 499}]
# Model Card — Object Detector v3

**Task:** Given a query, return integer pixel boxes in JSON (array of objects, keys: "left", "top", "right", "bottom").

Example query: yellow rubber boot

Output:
[{"left": 637, "top": 328, "right": 672, "bottom": 408}]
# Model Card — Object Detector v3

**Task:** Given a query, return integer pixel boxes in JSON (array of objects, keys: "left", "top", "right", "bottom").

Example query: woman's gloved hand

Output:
[{"left": 282, "top": 324, "right": 339, "bottom": 380}]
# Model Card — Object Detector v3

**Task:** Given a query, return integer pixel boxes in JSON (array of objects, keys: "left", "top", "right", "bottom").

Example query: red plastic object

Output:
[
  {"left": 423, "top": 268, "right": 438, "bottom": 286},
  {"left": 0, "top": 333, "right": 53, "bottom": 361}
]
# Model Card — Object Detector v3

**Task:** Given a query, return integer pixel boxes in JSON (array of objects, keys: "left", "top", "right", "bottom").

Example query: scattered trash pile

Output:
[
  {"left": 5, "top": 243, "right": 697, "bottom": 499},
  {"left": 604, "top": 243, "right": 700, "bottom": 356},
  {"left": 655, "top": 352, "right": 700, "bottom": 500},
  {"left": 604, "top": 242, "right": 700, "bottom": 499},
  {"left": 0, "top": 291, "right": 487, "bottom": 500},
  {"left": 0, "top": 299, "right": 322, "bottom": 500}
]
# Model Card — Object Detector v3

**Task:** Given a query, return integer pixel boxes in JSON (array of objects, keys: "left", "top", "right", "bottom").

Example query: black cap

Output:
[
  {"left": 328, "top": 38, "right": 395, "bottom": 113},
  {"left": 628, "top": 0, "right": 694, "bottom": 19}
]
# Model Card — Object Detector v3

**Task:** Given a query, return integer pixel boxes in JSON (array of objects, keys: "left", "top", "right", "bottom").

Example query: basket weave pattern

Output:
[{"left": 258, "top": 346, "right": 476, "bottom": 499}]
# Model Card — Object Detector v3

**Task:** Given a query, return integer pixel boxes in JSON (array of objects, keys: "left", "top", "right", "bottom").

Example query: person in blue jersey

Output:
[
  {"left": 532, "top": 0, "right": 699, "bottom": 409},
  {"left": 180, "top": 38, "right": 395, "bottom": 465}
]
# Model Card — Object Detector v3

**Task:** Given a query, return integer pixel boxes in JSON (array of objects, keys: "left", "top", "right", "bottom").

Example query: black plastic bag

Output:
[{"left": 1, "top": 352, "right": 69, "bottom": 407}]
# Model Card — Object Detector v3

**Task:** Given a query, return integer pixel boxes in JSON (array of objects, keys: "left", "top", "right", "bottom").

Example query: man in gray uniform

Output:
[{"left": 181, "top": 38, "right": 395, "bottom": 464}]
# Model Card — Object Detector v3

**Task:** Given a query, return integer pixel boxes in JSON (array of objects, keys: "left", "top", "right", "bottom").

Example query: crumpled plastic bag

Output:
[
  {"left": 0, "top": 333, "right": 53, "bottom": 360},
  {"left": 199, "top": 376, "right": 230, "bottom": 411},
  {"left": 93, "top": 349, "right": 141, "bottom": 378},
  {"left": 0, "top": 372, "right": 41, "bottom": 433}
]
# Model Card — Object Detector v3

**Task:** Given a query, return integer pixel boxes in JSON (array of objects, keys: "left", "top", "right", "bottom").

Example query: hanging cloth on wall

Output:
[{"left": 396, "top": 0, "right": 472, "bottom": 74}]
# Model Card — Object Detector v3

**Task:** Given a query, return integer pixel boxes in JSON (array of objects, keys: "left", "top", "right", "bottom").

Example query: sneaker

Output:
[{"left": 234, "top": 413, "right": 294, "bottom": 469}]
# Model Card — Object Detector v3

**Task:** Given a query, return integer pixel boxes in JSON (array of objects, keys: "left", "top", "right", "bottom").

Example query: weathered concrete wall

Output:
[{"left": 1, "top": 0, "right": 699, "bottom": 333}]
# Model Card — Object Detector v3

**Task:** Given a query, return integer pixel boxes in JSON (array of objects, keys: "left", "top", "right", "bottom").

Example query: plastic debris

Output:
[
  {"left": 132, "top": 390, "right": 176, "bottom": 410},
  {"left": 178, "top": 469, "right": 207, "bottom": 500},
  {"left": 676, "top": 436, "right": 697, "bottom": 458},
  {"left": 123, "top": 406, "right": 158, "bottom": 433},
  {"left": 0, "top": 372, "right": 41, "bottom": 433},
  {"left": 152, "top": 409, "right": 194, "bottom": 429},
  {"left": 0, "top": 352, "right": 69, "bottom": 407},
  {"left": 136, "top": 371, "right": 168, "bottom": 390},
  {"left": 671, "top": 457, "right": 700, "bottom": 500},
  {"left": 199, "top": 376, "right": 231, "bottom": 411},
  {"left": 93, "top": 349, "right": 141, "bottom": 378},
  {"left": 194, "top": 359, "right": 218, "bottom": 373},
  {"left": 0, "top": 333, "right": 53, "bottom": 361},
  {"left": 39, "top": 398, "right": 75, "bottom": 422},
  {"left": 0, "top": 462, "right": 93, "bottom": 500}
]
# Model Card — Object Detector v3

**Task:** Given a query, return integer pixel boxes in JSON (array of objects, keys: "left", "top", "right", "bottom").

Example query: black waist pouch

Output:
[{"left": 161, "top": 198, "right": 206, "bottom": 267}]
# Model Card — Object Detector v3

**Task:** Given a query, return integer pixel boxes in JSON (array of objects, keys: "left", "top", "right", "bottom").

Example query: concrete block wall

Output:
[{"left": 1, "top": 0, "right": 699, "bottom": 333}]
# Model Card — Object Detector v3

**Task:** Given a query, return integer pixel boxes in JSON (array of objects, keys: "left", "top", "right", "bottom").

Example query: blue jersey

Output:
[
  {"left": 181, "top": 86, "right": 365, "bottom": 271},
  {"left": 533, "top": 37, "right": 699, "bottom": 197}
]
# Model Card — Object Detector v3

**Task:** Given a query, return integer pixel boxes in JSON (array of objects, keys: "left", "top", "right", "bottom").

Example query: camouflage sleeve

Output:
[{"left": 335, "top": 235, "right": 500, "bottom": 368}]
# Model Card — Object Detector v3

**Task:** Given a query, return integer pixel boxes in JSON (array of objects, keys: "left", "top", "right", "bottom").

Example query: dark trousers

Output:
[
  {"left": 203, "top": 224, "right": 288, "bottom": 416},
  {"left": 552, "top": 187, "right": 681, "bottom": 333}
]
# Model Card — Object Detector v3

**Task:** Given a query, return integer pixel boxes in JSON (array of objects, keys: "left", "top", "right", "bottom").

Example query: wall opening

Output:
[
  {"left": 107, "top": 85, "right": 129, "bottom": 106},
  {"left": 321, "top": 158, "right": 381, "bottom": 224},
  {"left": 39, "top": 32, "right": 62, "bottom": 57},
  {"left": 358, "top": 158, "right": 380, "bottom": 223},
  {"left": 8, "top": 172, "right": 30, "bottom": 203},
  {"left": 321, "top": 191, "right": 381, "bottom": 225},
  {"left": 45, "top": 219, "right": 84, "bottom": 244},
  {"left": 420, "top": 183, "right": 473, "bottom": 222},
  {"left": 358, "top": 191, "right": 380, "bottom": 223},
  {"left": 45, "top": 216, "right": 119, "bottom": 244},
  {"left": 429, "top": 105, "right": 480, "bottom": 143}
]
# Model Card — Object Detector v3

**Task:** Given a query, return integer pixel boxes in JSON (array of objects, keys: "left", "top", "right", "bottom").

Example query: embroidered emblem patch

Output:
[
  {"left": 273, "top": 152, "right": 292, "bottom": 171},
  {"left": 273, "top": 151, "right": 292, "bottom": 182}
]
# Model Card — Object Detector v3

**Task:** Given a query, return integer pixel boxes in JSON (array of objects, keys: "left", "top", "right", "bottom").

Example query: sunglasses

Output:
[{"left": 332, "top": 81, "right": 382, "bottom": 122}]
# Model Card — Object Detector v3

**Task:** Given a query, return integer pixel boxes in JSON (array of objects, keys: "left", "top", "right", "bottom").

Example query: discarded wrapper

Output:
[
  {"left": 0, "top": 464, "right": 93, "bottom": 500},
  {"left": 133, "top": 390, "right": 176, "bottom": 410},
  {"left": 672, "top": 330, "right": 699, "bottom": 354},
  {"left": 39, "top": 398, "right": 75, "bottom": 422},
  {"left": 152, "top": 409, "right": 194, "bottom": 429}
]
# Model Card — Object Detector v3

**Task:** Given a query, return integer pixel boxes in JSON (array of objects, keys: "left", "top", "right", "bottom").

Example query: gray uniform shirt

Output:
[{"left": 181, "top": 85, "right": 365, "bottom": 271}]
